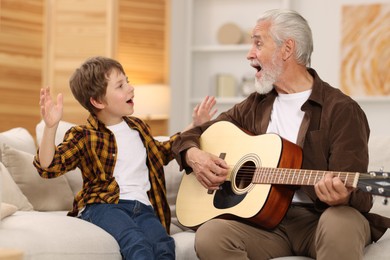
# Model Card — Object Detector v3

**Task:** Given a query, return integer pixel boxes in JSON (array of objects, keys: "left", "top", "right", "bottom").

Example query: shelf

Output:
[
  {"left": 190, "top": 96, "right": 246, "bottom": 105},
  {"left": 192, "top": 44, "right": 251, "bottom": 52},
  {"left": 353, "top": 96, "right": 390, "bottom": 103},
  {"left": 169, "top": 0, "right": 291, "bottom": 133}
]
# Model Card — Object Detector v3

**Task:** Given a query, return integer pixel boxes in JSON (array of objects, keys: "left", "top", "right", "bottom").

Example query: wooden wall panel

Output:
[
  {"left": 0, "top": 0, "right": 43, "bottom": 134},
  {"left": 44, "top": 0, "right": 115, "bottom": 125},
  {"left": 116, "top": 0, "right": 167, "bottom": 85},
  {"left": 0, "top": 0, "right": 169, "bottom": 135}
]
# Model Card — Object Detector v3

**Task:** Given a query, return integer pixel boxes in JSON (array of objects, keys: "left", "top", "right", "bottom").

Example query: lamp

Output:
[{"left": 133, "top": 84, "right": 170, "bottom": 120}]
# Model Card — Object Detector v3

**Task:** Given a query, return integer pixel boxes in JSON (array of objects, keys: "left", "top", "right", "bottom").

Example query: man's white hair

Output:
[{"left": 257, "top": 9, "right": 313, "bottom": 66}]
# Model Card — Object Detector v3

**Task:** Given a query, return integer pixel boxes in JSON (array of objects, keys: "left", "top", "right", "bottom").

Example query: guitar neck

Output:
[{"left": 253, "top": 168, "right": 360, "bottom": 188}]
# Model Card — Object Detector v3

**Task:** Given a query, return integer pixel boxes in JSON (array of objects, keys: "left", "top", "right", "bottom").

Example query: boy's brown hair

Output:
[{"left": 69, "top": 56, "right": 126, "bottom": 114}]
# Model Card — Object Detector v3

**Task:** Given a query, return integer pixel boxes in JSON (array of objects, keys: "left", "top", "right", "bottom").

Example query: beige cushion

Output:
[
  {"left": 1, "top": 203, "right": 18, "bottom": 220},
  {"left": 368, "top": 135, "right": 390, "bottom": 172},
  {"left": 165, "top": 159, "right": 184, "bottom": 220},
  {"left": 0, "top": 143, "right": 74, "bottom": 211},
  {"left": 0, "top": 127, "right": 36, "bottom": 154},
  {"left": 36, "top": 120, "right": 75, "bottom": 146},
  {"left": 171, "top": 231, "right": 197, "bottom": 259},
  {"left": 36, "top": 120, "right": 83, "bottom": 196},
  {"left": 0, "top": 161, "right": 33, "bottom": 211},
  {"left": 0, "top": 211, "right": 122, "bottom": 260},
  {"left": 154, "top": 137, "right": 181, "bottom": 218},
  {"left": 155, "top": 136, "right": 190, "bottom": 232},
  {"left": 64, "top": 169, "right": 83, "bottom": 197}
]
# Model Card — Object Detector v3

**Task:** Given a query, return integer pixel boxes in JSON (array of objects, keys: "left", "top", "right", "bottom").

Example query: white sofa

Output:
[{"left": 0, "top": 121, "right": 389, "bottom": 260}]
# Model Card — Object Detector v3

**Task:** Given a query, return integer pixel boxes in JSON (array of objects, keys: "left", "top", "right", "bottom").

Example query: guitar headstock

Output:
[{"left": 358, "top": 171, "right": 390, "bottom": 197}]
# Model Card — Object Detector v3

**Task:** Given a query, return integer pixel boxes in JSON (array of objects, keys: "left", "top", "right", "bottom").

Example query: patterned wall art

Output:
[{"left": 340, "top": 3, "right": 390, "bottom": 97}]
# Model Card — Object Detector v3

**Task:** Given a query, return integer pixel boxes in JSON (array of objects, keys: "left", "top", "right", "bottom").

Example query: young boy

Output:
[{"left": 33, "top": 56, "right": 217, "bottom": 259}]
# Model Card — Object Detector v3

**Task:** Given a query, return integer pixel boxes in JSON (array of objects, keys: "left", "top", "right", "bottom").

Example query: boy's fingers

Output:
[{"left": 57, "top": 93, "right": 63, "bottom": 105}]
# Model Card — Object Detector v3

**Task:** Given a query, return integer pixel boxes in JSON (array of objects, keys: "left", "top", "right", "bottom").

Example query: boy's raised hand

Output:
[
  {"left": 40, "top": 88, "right": 63, "bottom": 128},
  {"left": 192, "top": 96, "right": 217, "bottom": 127}
]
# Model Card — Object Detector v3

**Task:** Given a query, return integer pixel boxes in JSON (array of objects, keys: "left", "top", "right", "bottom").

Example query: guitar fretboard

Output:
[{"left": 253, "top": 168, "right": 360, "bottom": 188}]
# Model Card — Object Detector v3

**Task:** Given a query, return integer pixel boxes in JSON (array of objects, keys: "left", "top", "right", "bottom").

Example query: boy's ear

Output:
[{"left": 90, "top": 97, "right": 105, "bottom": 109}]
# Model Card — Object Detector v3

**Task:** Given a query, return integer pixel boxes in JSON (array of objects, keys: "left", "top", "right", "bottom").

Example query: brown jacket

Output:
[{"left": 173, "top": 68, "right": 390, "bottom": 241}]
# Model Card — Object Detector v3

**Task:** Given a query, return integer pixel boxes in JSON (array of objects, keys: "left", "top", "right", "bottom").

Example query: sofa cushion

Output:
[
  {"left": 165, "top": 158, "right": 191, "bottom": 233},
  {"left": 0, "top": 127, "right": 36, "bottom": 154},
  {"left": 36, "top": 119, "right": 75, "bottom": 146},
  {"left": 171, "top": 230, "right": 197, "bottom": 260},
  {"left": 368, "top": 135, "right": 390, "bottom": 172},
  {"left": 36, "top": 120, "right": 83, "bottom": 196},
  {"left": 165, "top": 156, "right": 183, "bottom": 220},
  {"left": 0, "top": 143, "right": 74, "bottom": 211},
  {"left": 0, "top": 211, "right": 122, "bottom": 260},
  {"left": 0, "top": 161, "right": 33, "bottom": 211},
  {"left": 1, "top": 202, "right": 17, "bottom": 220},
  {"left": 64, "top": 168, "right": 83, "bottom": 197},
  {"left": 154, "top": 136, "right": 190, "bottom": 232}
]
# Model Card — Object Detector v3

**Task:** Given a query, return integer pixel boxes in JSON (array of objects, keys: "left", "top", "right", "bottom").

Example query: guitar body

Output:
[{"left": 176, "top": 121, "right": 303, "bottom": 229}]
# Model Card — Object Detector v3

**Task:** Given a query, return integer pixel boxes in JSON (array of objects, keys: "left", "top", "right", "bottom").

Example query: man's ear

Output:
[
  {"left": 282, "top": 39, "right": 294, "bottom": 61},
  {"left": 90, "top": 97, "right": 105, "bottom": 110}
]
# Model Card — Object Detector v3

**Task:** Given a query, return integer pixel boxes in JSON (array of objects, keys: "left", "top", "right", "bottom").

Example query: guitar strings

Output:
[
  {"left": 227, "top": 164, "right": 388, "bottom": 179},
  {"left": 211, "top": 164, "right": 388, "bottom": 195},
  {"left": 223, "top": 165, "right": 388, "bottom": 182}
]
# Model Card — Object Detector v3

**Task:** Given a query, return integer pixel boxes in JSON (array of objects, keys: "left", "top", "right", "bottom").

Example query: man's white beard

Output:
[
  {"left": 254, "top": 77, "right": 274, "bottom": 94},
  {"left": 254, "top": 54, "right": 283, "bottom": 95}
]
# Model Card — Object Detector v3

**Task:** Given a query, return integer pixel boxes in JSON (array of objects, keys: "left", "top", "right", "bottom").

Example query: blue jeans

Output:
[{"left": 79, "top": 200, "right": 175, "bottom": 260}]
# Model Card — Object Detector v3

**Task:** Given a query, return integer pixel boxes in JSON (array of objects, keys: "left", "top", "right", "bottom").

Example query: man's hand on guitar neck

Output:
[
  {"left": 315, "top": 173, "right": 355, "bottom": 206},
  {"left": 185, "top": 147, "right": 229, "bottom": 190}
]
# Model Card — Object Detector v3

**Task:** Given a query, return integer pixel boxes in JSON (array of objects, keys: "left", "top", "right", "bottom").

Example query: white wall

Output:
[
  {"left": 290, "top": 0, "right": 390, "bottom": 137},
  {"left": 169, "top": 0, "right": 390, "bottom": 137},
  {"left": 169, "top": 0, "right": 187, "bottom": 134},
  {"left": 292, "top": 0, "right": 389, "bottom": 88}
]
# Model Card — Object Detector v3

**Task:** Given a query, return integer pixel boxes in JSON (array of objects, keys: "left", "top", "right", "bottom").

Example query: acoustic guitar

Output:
[{"left": 176, "top": 121, "right": 390, "bottom": 229}]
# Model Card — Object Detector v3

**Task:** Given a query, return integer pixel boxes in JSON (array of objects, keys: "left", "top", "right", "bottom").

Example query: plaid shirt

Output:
[{"left": 33, "top": 114, "right": 178, "bottom": 233}]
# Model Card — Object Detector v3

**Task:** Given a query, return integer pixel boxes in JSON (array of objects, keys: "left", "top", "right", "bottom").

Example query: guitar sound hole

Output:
[{"left": 236, "top": 161, "right": 256, "bottom": 190}]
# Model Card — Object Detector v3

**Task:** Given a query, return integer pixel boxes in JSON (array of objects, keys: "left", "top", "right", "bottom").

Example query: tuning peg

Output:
[
  {"left": 369, "top": 170, "right": 389, "bottom": 178},
  {"left": 383, "top": 198, "right": 388, "bottom": 205}
]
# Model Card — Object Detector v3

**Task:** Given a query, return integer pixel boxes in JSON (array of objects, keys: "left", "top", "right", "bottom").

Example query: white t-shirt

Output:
[
  {"left": 267, "top": 89, "right": 313, "bottom": 204},
  {"left": 267, "top": 90, "right": 311, "bottom": 144},
  {"left": 107, "top": 120, "right": 151, "bottom": 206}
]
